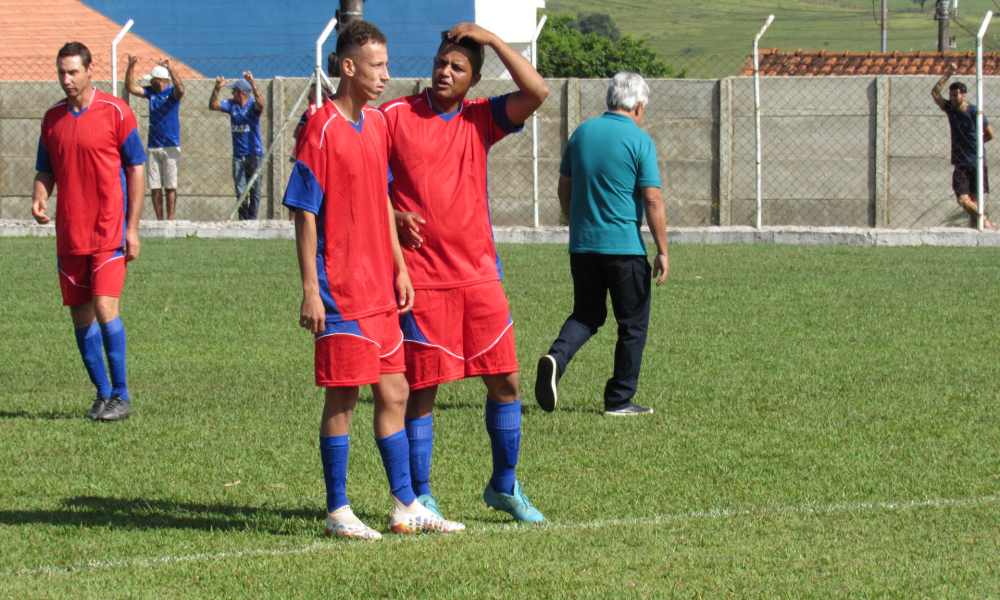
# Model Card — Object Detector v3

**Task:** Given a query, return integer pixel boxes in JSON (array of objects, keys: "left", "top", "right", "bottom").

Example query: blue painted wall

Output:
[{"left": 80, "top": 0, "right": 475, "bottom": 78}]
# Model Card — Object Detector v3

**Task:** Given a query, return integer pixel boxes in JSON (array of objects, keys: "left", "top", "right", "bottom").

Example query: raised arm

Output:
[
  {"left": 293, "top": 209, "right": 326, "bottom": 335},
  {"left": 209, "top": 76, "right": 225, "bottom": 111},
  {"left": 642, "top": 186, "right": 669, "bottom": 286},
  {"left": 447, "top": 23, "right": 548, "bottom": 125},
  {"left": 123, "top": 55, "right": 145, "bottom": 97},
  {"left": 245, "top": 71, "right": 265, "bottom": 113},
  {"left": 163, "top": 59, "right": 185, "bottom": 100},
  {"left": 932, "top": 62, "right": 957, "bottom": 110}
]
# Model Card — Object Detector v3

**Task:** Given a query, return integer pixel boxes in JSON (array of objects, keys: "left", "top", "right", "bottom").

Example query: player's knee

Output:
[{"left": 484, "top": 372, "right": 519, "bottom": 402}]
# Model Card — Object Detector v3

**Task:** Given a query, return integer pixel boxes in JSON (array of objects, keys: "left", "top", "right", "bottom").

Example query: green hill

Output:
[{"left": 545, "top": 0, "right": 1000, "bottom": 77}]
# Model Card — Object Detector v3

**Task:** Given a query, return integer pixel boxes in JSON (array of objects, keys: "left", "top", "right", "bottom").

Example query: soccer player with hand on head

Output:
[
  {"left": 380, "top": 22, "right": 549, "bottom": 523},
  {"left": 33, "top": 42, "right": 147, "bottom": 421},
  {"left": 283, "top": 20, "right": 464, "bottom": 540}
]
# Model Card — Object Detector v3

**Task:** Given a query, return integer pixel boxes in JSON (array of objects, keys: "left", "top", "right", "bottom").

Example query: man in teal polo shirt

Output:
[{"left": 534, "top": 72, "right": 669, "bottom": 416}]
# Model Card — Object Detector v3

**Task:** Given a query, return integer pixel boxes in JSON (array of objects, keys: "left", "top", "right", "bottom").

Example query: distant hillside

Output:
[{"left": 545, "top": 0, "right": 1000, "bottom": 78}]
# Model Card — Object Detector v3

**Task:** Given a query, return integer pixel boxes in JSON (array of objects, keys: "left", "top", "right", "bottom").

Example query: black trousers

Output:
[{"left": 546, "top": 253, "right": 652, "bottom": 410}]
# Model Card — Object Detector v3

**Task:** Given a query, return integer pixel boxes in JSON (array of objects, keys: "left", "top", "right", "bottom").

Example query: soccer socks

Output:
[
  {"left": 405, "top": 415, "right": 433, "bottom": 497},
  {"left": 375, "top": 429, "right": 417, "bottom": 507},
  {"left": 320, "top": 435, "right": 350, "bottom": 513},
  {"left": 485, "top": 398, "right": 521, "bottom": 495},
  {"left": 99, "top": 317, "right": 129, "bottom": 401},
  {"left": 74, "top": 322, "right": 111, "bottom": 398}
]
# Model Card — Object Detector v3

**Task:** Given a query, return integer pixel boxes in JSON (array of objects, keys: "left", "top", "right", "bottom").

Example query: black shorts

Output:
[{"left": 952, "top": 165, "right": 990, "bottom": 197}]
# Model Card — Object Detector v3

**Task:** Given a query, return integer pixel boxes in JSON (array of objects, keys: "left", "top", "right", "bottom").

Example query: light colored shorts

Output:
[{"left": 147, "top": 146, "right": 180, "bottom": 190}]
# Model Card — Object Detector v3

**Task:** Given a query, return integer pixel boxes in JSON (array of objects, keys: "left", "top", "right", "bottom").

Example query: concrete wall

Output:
[{"left": 0, "top": 75, "right": 991, "bottom": 227}]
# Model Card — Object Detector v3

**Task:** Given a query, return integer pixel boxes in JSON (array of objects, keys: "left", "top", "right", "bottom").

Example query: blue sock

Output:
[
  {"left": 320, "top": 435, "right": 350, "bottom": 512},
  {"left": 99, "top": 317, "right": 129, "bottom": 401},
  {"left": 485, "top": 397, "right": 521, "bottom": 495},
  {"left": 405, "top": 415, "right": 434, "bottom": 497},
  {"left": 375, "top": 429, "right": 416, "bottom": 507},
  {"left": 74, "top": 322, "right": 111, "bottom": 398}
]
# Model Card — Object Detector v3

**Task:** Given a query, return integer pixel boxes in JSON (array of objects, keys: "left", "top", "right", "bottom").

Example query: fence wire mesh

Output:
[{"left": 3, "top": 52, "right": 993, "bottom": 229}]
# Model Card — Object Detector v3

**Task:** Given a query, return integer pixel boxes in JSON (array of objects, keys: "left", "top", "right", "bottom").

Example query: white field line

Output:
[{"left": 5, "top": 494, "right": 998, "bottom": 578}]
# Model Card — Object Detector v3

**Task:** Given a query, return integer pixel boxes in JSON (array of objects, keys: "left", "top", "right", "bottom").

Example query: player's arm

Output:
[
  {"left": 388, "top": 198, "right": 415, "bottom": 314},
  {"left": 293, "top": 209, "right": 326, "bottom": 335},
  {"left": 124, "top": 55, "right": 145, "bottom": 97},
  {"left": 642, "top": 186, "right": 669, "bottom": 286},
  {"left": 557, "top": 175, "right": 572, "bottom": 220},
  {"left": 31, "top": 172, "right": 55, "bottom": 225},
  {"left": 932, "top": 63, "right": 956, "bottom": 110},
  {"left": 123, "top": 164, "right": 145, "bottom": 261},
  {"left": 245, "top": 71, "right": 265, "bottom": 113},
  {"left": 164, "top": 59, "right": 185, "bottom": 100},
  {"left": 209, "top": 77, "right": 225, "bottom": 111},
  {"left": 394, "top": 209, "right": 426, "bottom": 248},
  {"left": 986, "top": 124, "right": 995, "bottom": 142},
  {"left": 447, "top": 23, "right": 548, "bottom": 125}
]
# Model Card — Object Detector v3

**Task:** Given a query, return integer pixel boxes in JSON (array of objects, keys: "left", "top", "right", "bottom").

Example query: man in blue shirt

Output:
[
  {"left": 125, "top": 56, "right": 184, "bottom": 220},
  {"left": 210, "top": 73, "right": 265, "bottom": 220},
  {"left": 534, "top": 72, "right": 669, "bottom": 417},
  {"left": 932, "top": 63, "right": 997, "bottom": 229}
]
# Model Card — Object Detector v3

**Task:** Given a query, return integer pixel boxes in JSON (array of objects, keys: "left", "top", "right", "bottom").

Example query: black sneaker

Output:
[
  {"left": 85, "top": 394, "right": 110, "bottom": 420},
  {"left": 604, "top": 401, "right": 653, "bottom": 416},
  {"left": 96, "top": 394, "right": 132, "bottom": 421},
  {"left": 534, "top": 355, "right": 559, "bottom": 413}
]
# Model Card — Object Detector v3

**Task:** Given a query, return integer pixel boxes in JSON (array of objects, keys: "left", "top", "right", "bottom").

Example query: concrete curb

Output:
[{"left": 4, "top": 220, "right": 1000, "bottom": 247}]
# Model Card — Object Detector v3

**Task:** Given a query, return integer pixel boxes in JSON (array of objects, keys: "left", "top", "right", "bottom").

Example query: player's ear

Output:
[
  {"left": 341, "top": 57, "right": 356, "bottom": 78},
  {"left": 470, "top": 72, "right": 482, "bottom": 88}
]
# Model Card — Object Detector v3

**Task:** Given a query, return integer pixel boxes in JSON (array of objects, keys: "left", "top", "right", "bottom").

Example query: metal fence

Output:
[{"left": 1, "top": 55, "right": 992, "bottom": 228}]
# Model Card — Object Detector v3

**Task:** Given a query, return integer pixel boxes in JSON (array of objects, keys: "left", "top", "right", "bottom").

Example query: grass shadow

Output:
[{"left": 0, "top": 410, "right": 79, "bottom": 421}]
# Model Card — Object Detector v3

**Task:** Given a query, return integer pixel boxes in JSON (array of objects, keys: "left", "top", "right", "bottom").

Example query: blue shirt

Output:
[
  {"left": 220, "top": 97, "right": 263, "bottom": 157},
  {"left": 946, "top": 103, "right": 989, "bottom": 167},
  {"left": 559, "top": 111, "right": 661, "bottom": 255},
  {"left": 143, "top": 85, "right": 181, "bottom": 148}
]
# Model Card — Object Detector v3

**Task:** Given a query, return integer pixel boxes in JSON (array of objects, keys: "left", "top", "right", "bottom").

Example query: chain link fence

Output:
[{"left": 2, "top": 53, "right": 991, "bottom": 228}]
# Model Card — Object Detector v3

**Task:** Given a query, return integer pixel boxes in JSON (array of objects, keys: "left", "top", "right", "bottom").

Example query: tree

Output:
[
  {"left": 911, "top": 0, "right": 929, "bottom": 11},
  {"left": 574, "top": 12, "right": 621, "bottom": 42},
  {"left": 537, "top": 15, "right": 685, "bottom": 79}
]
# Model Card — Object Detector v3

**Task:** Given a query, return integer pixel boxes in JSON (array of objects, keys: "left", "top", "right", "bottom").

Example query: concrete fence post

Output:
[
  {"left": 566, "top": 78, "right": 580, "bottom": 138},
  {"left": 874, "top": 76, "right": 889, "bottom": 228},
  {"left": 718, "top": 77, "right": 733, "bottom": 226},
  {"left": 270, "top": 77, "right": 285, "bottom": 220}
]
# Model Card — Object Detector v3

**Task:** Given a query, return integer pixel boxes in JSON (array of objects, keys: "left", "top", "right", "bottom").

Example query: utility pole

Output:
[
  {"left": 881, "top": 0, "right": 887, "bottom": 52},
  {"left": 937, "top": 0, "right": 951, "bottom": 53},
  {"left": 337, "top": 0, "right": 364, "bottom": 30}
]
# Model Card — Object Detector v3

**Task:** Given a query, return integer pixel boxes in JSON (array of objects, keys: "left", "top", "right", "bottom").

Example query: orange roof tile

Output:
[
  {"left": 739, "top": 49, "right": 1000, "bottom": 77},
  {"left": 0, "top": 0, "right": 202, "bottom": 80}
]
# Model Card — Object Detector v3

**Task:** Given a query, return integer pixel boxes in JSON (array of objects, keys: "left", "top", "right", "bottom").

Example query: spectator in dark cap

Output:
[{"left": 209, "top": 72, "right": 265, "bottom": 220}]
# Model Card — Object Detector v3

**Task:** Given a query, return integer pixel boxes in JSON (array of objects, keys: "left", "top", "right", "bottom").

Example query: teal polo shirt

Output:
[{"left": 560, "top": 111, "right": 661, "bottom": 255}]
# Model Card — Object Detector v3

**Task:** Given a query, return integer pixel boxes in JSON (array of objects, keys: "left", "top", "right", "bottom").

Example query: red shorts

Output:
[
  {"left": 57, "top": 249, "right": 127, "bottom": 307},
  {"left": 314, "top": 309, "right": 406, "bottom": 387},
  {"left": 399, "top": 280, "right": 518, "bottom": 390}
]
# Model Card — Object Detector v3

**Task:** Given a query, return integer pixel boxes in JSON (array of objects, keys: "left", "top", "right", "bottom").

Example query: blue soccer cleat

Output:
[{"left": 483, "top": 480, "right": 545, "bottom": 523}]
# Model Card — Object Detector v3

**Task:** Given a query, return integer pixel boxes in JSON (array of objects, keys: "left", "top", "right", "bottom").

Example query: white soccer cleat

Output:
[
  {"left": 325, "top": 505, "right": 382, "bottom": 541},
  {"left": 390, "top": 496, "right": 466, "bottom": 534}
]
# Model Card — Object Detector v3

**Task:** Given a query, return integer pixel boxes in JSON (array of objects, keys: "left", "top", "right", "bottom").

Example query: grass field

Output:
[
  {"left": 546, "top": 0, "right": 1000, "bottom": 78},
  {"left": 2, "top": 237, "right": 1000, "bottom": 598}
]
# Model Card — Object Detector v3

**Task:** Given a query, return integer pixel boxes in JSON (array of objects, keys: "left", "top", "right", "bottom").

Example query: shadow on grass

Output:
[
  {"left": 0, "top": 410, "right": 79, "bottom": 421},
  {"left": 0, "top": 496, "right": 351, "bottom": 535}
]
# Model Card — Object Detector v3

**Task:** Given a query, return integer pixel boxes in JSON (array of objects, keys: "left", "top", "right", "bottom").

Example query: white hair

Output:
[{"left": 606, "top": 72, "right": 649, "bottom": 111}]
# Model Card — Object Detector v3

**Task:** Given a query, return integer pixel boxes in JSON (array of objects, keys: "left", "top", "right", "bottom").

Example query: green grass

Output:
[
  {"left": 2, "top": 238, "right": 1000, "bottom": 598},
  {"left": 546, "top": 0, "right": 1000, "bottom": 78}
]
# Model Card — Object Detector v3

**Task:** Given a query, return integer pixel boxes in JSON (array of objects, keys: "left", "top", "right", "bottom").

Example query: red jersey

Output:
[
  {"left": 381, "top": 91, "right": 522, "bottom": 290},
  {"left": 37, "top": 89, "right": 146, "bottom": 256},
  {"left": 282, "top": 103, "right": 395, "bottom": 323}
]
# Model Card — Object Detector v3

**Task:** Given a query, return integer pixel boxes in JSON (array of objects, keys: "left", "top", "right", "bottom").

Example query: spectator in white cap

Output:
[
  {"left": 209, "top": 72, "right": 265, "bottom": 220},
  {"left": 125, "top": 56, "right": 184, "bottom": 220}
]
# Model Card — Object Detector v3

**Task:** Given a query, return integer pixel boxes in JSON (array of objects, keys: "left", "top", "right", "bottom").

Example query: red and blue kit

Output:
[
  {"left": 381, "top": 91, "right": 523, "bottom": 388},
  {"left": 282, "top": 103, "right": 403, "bottom": 386},
  {"left": 36, "top": 88, "right": 146, "bottom": 304}
]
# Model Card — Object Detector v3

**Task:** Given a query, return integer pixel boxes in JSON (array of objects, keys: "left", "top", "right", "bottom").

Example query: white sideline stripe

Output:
[{"left": 5, "top": 494, "right": 997, "bottom": 578}]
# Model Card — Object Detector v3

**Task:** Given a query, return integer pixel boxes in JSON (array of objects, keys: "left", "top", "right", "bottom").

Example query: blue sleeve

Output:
[
  {"left": 283, "top": 160, "right": 324, "bottom": 214},
  {"left": 35, "top": 137, "right": 52, "bottom": 173},
  {"left": 489, "top": 94, "right": 524, "bottom": 135},
  {"left": 219, "top": 100, "right": 232, "bottom": 113},
  {"left": 142, "top": 86, "right": 152, "bottom": 99},
  {"left": 120, "top": 129, "right": 147, "bottom": 167},
  {"left": 250, "top": 98, "right": 264, "bottom": 115},
  {"left": 636, "top": 136, "right": 660, "bottom": 188}
]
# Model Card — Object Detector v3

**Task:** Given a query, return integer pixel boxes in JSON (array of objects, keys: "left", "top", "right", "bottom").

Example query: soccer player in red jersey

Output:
[
  {"left": 283, "top": 21, "right": 464, "bottom": 539},
  {"left": 32, "top": 42, "right": 147, "bottom": 422},
  {"left": 380, "top": 23, "right": 549, "bottom": 522}
]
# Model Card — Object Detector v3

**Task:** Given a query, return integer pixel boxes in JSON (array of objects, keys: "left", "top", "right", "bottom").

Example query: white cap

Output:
[{"left": 145, "top": 65, "right": 170, "bottom": 80}]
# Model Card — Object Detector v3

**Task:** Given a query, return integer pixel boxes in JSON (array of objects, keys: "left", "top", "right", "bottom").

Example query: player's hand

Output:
[
  {"left": 300, "top": 293, "right": 326, "bottom": 335},
  {"left": 447, "top": 23, "right": 496, "bottom": 46},
  {"left": 31, "top": 196, "right": 50, "bottom": 225},
  {"left": 160, "top": 58, "right": 171, "bottom": 69},
  {"left": 394, "top": 211, "right": 426, "bottom": 248},
  {"left": 949, "top": 61, "right": 959, "bottom": 73},
  {"left": 125, "top": 229, "right": 141, "bottom": 262},
  {"left": 652, "top": 252, "right": 669, "bottom": 286},
  {"left": 396, "top": 270, "right": 415, "bottom": 314},
  {"left": 214, "top": 76, "right": 226, "bottom": 88},
  {"left": 243, "top": 71, "right": 255, "bottom": 84},
  {"left": 127, "top": 55, "right": 138, "bottom": 68}
]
